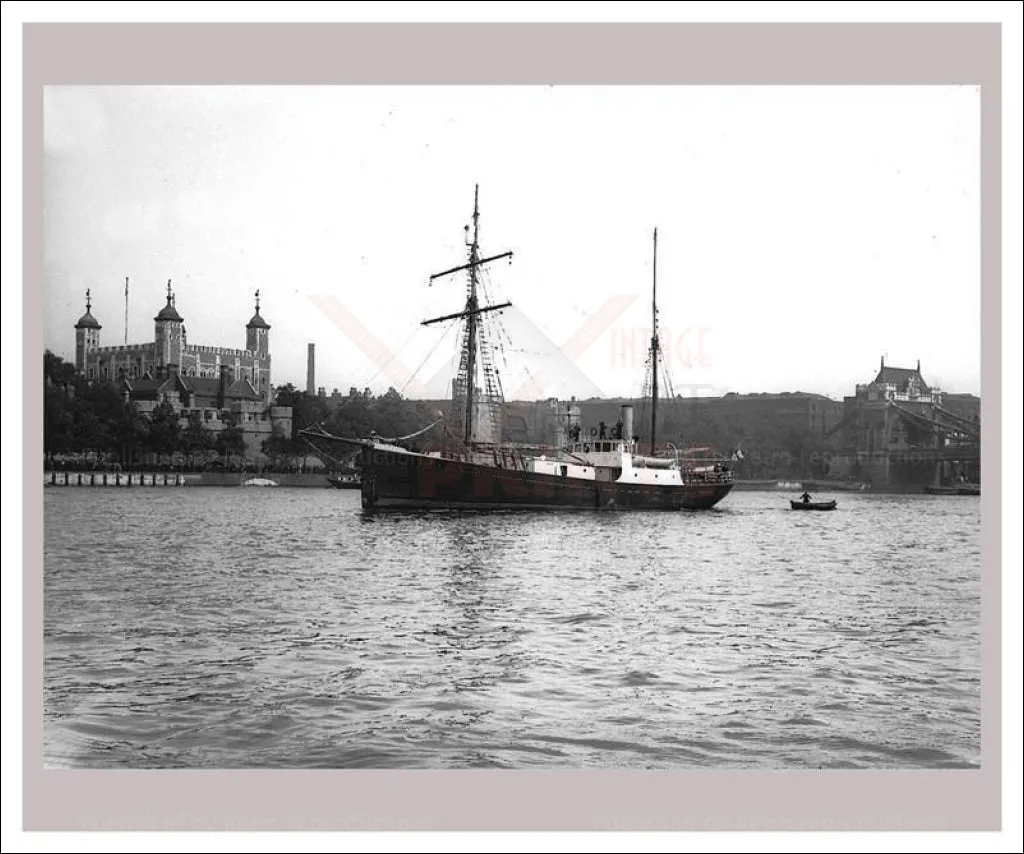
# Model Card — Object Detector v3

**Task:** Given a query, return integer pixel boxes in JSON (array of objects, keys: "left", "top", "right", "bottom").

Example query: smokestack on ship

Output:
[{"left": 620, "top": 404, "right": 634, "bottom": 446}]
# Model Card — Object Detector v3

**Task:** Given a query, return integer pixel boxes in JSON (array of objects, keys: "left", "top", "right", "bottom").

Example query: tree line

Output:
[
  {"left": 43, "top": 351, "right": 443, "bottom": 471},
  {"left": 44, "top": 349, "right": 838, "bottom": 479}
]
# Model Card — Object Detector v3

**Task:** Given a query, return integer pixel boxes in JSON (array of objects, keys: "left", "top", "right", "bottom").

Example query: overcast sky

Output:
[{"left": 43, "top": 84, "right": 980, "bottom": 401}]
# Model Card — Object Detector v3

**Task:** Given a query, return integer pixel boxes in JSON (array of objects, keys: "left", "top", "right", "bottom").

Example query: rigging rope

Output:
[
  {"left": 399, "top": 318, "right": 459, "bottom": 396},
  {"left": 374, "top": 415, "right": 446, "bottom": 444},
  {"left": 360, "top": 323, "right": 423, "bottom": 392},
  {"left": 299, "top": 434, "right": 357, "bottom": 467}
]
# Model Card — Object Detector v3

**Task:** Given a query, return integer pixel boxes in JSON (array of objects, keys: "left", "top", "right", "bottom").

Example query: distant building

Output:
[
  {"left": 315, "top": 387, "right": 349, "bottom": 407},
  {"left": 73, "top": 283, "right": 291, "bottom": 453},
  {"left": 939, "top": 392, "right": 982, "bottom": 424},
  {"left": 502, "top": 392, "right": 842, "bottom": 446},
  {"left": 840, "top": 357, "right": 944, "bottom": 455},
  {"left": 473, "top": 391, "right": 845, "bottom": 451},
  {"left": 855, "top": 358, "right": 942, "bottom": 406},
  {"left": 835, "top": 357, "right": 979, "bottom": 489},
  {"left": 679, "top": 391, "right": 843, "bottom": 437}
]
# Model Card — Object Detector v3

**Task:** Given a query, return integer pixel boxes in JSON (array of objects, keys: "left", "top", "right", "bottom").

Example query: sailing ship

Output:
[{"left": 301, "top": 186, "right": 735, "bottom": 511}]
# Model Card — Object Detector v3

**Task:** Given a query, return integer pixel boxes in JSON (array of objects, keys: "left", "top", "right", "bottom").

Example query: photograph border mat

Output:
[{"left": 20, "top": 20, "right": 1003, "bottom": 832}]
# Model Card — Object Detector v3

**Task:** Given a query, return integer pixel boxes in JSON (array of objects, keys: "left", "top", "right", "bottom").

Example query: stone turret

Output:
[
  {"left": 74, "top": 288, "right": 102, "bottom": 372},
  {"left": 154, "top": 279, "right": 184, "bottom": 370}
]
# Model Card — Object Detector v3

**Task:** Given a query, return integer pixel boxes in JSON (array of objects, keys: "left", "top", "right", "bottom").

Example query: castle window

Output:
[{"left": 87, "top": 367, "right": 94, "bottom": 379}]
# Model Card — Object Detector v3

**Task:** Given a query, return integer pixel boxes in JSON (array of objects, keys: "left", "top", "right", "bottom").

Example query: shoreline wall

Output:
[{"left": 43, "top": 471, "right": 334, "bottom": 488}]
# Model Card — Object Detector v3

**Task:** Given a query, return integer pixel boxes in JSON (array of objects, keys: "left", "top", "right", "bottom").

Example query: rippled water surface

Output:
[{"left": 43, "top": 488, "right": 981, "bottom": 769}]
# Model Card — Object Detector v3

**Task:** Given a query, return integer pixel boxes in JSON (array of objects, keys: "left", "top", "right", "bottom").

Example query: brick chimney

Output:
[{"left": 217, "top": 365, "right": 230, "bottom": 410}]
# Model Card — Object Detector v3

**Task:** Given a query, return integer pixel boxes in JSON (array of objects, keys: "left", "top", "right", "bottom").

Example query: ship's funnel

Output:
[
  {"left": 621, "top": 404, "right": 634, "bottom": 445},
  {"left": 552, "top": 400, "right": 566, "bottom": 448}
]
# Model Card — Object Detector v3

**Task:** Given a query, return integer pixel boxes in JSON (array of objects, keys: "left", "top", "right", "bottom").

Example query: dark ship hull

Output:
[{"left": 358, "top": 447, "right": 733, "bottom": 511}]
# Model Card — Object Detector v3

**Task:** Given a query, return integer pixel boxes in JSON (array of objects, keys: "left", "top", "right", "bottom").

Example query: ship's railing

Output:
[{"left": 679, "top": 469, "right": 735, "bottom": 485}]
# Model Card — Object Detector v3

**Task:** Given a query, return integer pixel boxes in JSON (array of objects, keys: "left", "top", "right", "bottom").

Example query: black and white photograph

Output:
[{"left": 38, "top": 79, "right": 987, "bottom": 776}]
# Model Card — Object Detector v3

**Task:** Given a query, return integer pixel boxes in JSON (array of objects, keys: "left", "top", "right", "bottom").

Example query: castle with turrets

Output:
[
  {"left": 73, "top": 282, "right": 291, "bottom": 453},
  {"left": 75, "top": 280, "right": 273, "bottom": 396}
]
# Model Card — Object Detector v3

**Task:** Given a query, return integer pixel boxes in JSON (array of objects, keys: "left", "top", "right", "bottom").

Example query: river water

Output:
[{"left": 42, "top": 487, "right": 981, "bottom": 769}]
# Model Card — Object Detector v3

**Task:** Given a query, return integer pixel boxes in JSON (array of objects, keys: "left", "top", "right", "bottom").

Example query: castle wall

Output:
[
  {"left": 180, "top": 344, "right": 271, "bottom": 394},
  {"left": 135, "top": 396, "right": 292, "bottom": 456},
  {"left": 84, "top": 343, "right": 157, "bottom": 380}
]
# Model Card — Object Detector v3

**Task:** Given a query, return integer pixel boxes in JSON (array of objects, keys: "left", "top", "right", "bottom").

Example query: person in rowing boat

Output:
[{"left": 800, "top": 491, "right": 812, "bottom": 504}]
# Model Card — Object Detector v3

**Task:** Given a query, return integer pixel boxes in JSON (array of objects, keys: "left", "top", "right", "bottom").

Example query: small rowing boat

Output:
[{"left": 789, "top": 499, "right": 837, "bottom": 511}]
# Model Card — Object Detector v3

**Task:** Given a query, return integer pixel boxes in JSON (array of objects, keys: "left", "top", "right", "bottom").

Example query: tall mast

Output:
[
  {"left": 124, "top": 276, "right": 129, "bottom": 345},
  {"left": 422, "top": 185, "right": 514, "bottom": 450},
  {"left": 463, "top": 185, "right": 481, "bottom": 447},
  {"left": 649, "top": 228, "right": 659, "bottom": 456}
]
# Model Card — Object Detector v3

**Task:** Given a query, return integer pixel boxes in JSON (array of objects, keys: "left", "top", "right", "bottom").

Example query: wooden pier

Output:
[{"left": 45, "top": 471, "right": 184, "bottom": 487}]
